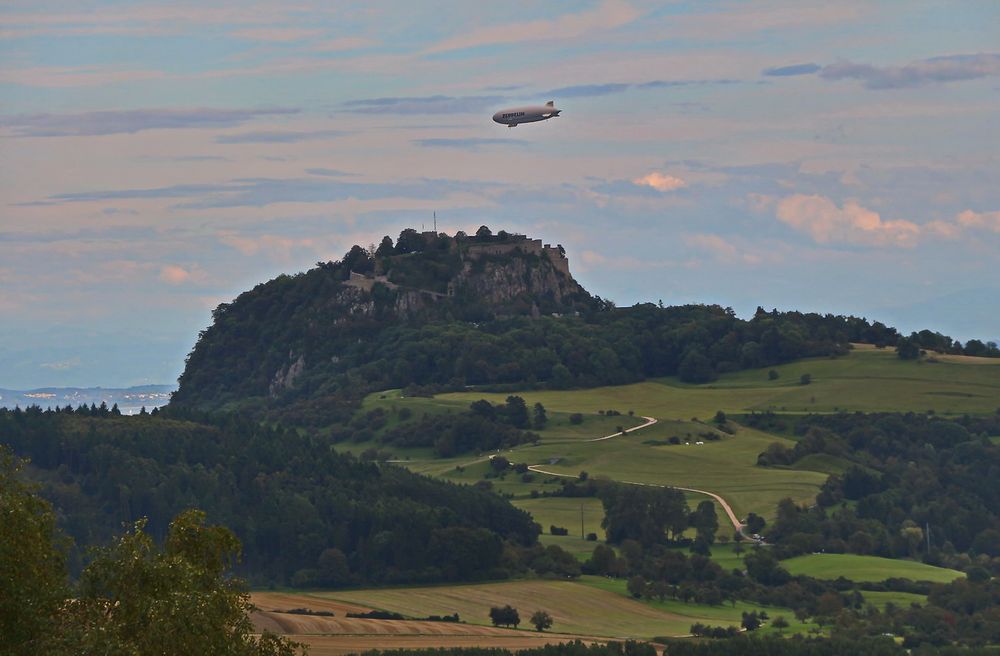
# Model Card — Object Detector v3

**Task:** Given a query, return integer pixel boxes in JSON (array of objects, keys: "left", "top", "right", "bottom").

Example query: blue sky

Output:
[{"left": 2, "top": 1, "right": 999, "bottom": 388}]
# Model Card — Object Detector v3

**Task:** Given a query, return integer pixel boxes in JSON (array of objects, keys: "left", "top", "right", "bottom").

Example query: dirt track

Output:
[{"left": 526, "top": 415, "right": 745, "bottom": 534}]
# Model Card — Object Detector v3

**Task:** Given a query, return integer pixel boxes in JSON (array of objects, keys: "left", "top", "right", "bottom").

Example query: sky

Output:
[{"left": 1, "top": 1, "right": 999, "bottom": 389}]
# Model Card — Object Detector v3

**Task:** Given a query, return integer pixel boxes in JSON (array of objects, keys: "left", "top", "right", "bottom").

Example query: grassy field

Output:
[
  {"left": 577, "top": 576, "right": 815, "bottom": 637},
  {"left": 513, "top": 496, "right": 605, "bottom": 538},
  {"left": 435, "top": 345, "right": 1000, "bottom": 418},
  {"left": 860, "top": 590, "right": 927, "bottom": 610},
  {"left": 322, "top": 579, "right": 770, "bottom": 639},
  {"left": 780, "top": 554, "right": 965, "bottom": 584}
]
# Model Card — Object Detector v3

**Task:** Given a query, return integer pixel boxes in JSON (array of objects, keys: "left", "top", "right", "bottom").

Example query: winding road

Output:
[{"left": 526, "top": 415, "right": 746, "bottom": 535}]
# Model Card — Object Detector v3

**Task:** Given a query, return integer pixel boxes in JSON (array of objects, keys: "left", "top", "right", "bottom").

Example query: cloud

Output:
[
  {"left": 426, "top": 0, "right": 639, "bottom": 53},
  {"left": 305, "top": 168, "right": 353, "bottom": 177},
  {"left": 313, "top": 37, "right": 376, "bottom": 52},
  {"left": 2, "top": 107, "right": 299, "bottom": 137},
  {"left": 413, "top": 138, "right": 528, "bottom": 150},
  {"left": 43, "top": 177, "right": 496, "bottom": 209},
  {"left": 775, "top": 194, "right": 919, "bottom": 247},
  {"left": 231, "top": 27, "right": 324, "bottom": 42},
  {"left": 633, "top": 172, "right": 686, "bottom": 192},
  {"left": 40, "top": 357, "right": 81, "bottom": 371},
  {"left": 542, "top": 83, "right": 630, "bottom": 98},
  {"left": 762, "top": 63, "right": 821, "bottom": 77},
  {"left": 956, "top": 209, "right": 1000, "bottom": 232},
  {"left": 340, "top": 95, "right": 503, "bottom": 114},
  {"left": 684, "top": 233, "right": 763, "bottom": 265},
  {"left": 537, "top": 79, "right": 737, "bottom": 99},
  {"left": 215, "top": 129, "right": 344, "bottom": 144},
  {"left": 819, "top": 53, "right": 1000, "bottom": 89},
  {"left": 158, "top": 265, "right": 194, "bottom": 285}
]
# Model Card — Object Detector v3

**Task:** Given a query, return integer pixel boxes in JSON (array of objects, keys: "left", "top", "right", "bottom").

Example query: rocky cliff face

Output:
[{"left": 455, "top": 254, "right": 583, "bottom": 310}]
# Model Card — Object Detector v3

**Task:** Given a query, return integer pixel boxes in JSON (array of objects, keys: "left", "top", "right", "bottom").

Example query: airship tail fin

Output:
[{"left": 545, "top": 100, "right": 555, "bottom": 107}]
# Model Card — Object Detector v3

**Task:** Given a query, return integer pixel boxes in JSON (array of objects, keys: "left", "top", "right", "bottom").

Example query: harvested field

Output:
[
  {"left": 291, "top": 633, "right": 602, "bottom": 656},
  {"left": 323, "top": 579, "right": 724, "bottom": 638},
  {"left": 250, "top": 590, "right": 608, "bottom": 655}
]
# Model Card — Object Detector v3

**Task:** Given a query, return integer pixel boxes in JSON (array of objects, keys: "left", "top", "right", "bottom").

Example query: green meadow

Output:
[
  {"left": 780, "top": 554, "right": 965, "bottom": 584},
  {"left": 435, "top": 344, "right": 1000, "bottom": 418}
]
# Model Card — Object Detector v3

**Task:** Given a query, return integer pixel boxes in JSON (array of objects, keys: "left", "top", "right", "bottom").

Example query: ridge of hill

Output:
[{"left": 169, "top": 227, "right": 995, "bottom": 426}]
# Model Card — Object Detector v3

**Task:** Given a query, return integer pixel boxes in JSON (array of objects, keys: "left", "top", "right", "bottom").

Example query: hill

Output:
[{"left": 169, "top": 226, "right": 989, "bottom": 428}]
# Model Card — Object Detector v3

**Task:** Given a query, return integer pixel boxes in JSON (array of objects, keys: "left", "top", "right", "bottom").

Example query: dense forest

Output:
[
  {"left": 170, "top": 229, "right": 997, "bottom": 428},
  {"left": 754, "top": 412, "right": 1000, "bottom": 563},
  {"left": 0, "top": 406, "right": 546, "bottom": 586}
]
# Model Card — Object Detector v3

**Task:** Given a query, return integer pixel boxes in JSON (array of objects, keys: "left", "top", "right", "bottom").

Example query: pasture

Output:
[
  {"left": 577, "top": 576, "right": 815, "bottom": 636},
  {"left": 435, "top": 345, "right": 1000, "bottom": 418},
  {"left": 860, "top": 590, "right": 927, "bottom": 609},
  {"left": 780, "top": 554, "right": 965, "bottom": 583}
]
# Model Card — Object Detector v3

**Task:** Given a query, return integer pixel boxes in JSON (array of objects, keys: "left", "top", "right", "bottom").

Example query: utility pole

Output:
[
  {"left": 581, "top": 503, "right": 585, "bottom": 539},
  {"left": 433, "top": 210, "right": 437, "bottom": 233},
  {"left": 926, "top": 522, "right": 931, "bottom": 554}
]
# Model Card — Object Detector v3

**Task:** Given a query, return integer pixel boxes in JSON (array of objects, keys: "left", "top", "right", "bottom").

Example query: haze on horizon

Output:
[{"left": 2, "top": 1, "right": 999, "bottom": 389}]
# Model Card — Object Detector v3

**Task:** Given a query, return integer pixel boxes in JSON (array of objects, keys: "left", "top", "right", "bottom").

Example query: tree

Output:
[
  {"left": 65, "top": 510, "right": 302, "bottom": 655},
  {"left": 0, "top": 448, "right": 68, "bottom": 655},
  {"left": 745, "top": 513, "right": 766, "bottom": 534},
  {"left": 768, "top": 369, "right": 779, "bottom": 380},
  {"left": 488, "top": 605, "right": 520, "bottom": 628},
  {"left": 741, "top": 610, "right": 761, "bottom": 631},
  {"left": 799, "top": 373, "right": 812, "bottom": 385},
  {"left": 505, "top": 395, "right": 530, "bottom": 429},
  {"left": 533, "top": 402, "right": 548, "bottom": 429},
  {"left": 690, "top": 499, "right": 719, "bottom": 546},
  {"left": 530, "top": 609, "right": 553, "bottom": 632},
  {"left": 375, "top": 235, "right": 394, "bottom": 257},
  {"left": 678, "top": 349, "right": 716, "bottom": 383},
  {"left": 896, "top": 334, "right": 920, "bottom": 360},
  {"left": 772, "top": 615, "right": 789, "bottom": 633},
  {"left": 627, "top": 575, "right": 647, "bottom": 598},
  {"left": 395, "top": 228, "right": 424, "bottom": 254},
  {"left": 476, "top": 225, "right": 493, "bottom": 239}
]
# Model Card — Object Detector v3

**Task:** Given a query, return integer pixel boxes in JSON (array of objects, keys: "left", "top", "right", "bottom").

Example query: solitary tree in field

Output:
[
  {"left": 530, "top": 610, "right": 553, "bottom": 632},
  {"left": 533, "top": 402, "right": 547, "bottom": 429},
  {"left": 772, "top": 615, "right": 789, "bottom": 633}
]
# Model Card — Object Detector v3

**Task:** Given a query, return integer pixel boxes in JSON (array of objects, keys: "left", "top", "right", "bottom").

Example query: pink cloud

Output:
[
  {"left": 426, "top": 0, "right": 639, "bottom": 53},
  {"left": 683, "top": 233, "right": 765, "bottom": 265},
  {"left": 632, "top": 172, "right": 686, "bottom": 192},
  {"left": 956, "top": 209, "right": 1000, "bottom": 232},
  {"left": 775, "top": 194, "right": 919, "bottom": 247},
  {"left": 313, "top": 37, "right": 376, "bottom": 52},
  {"left": 159, "top": 264, "right": 195, "bottom": 285},
  {"left": 231, "top": 27, "right": 325, "bottom": 42}
]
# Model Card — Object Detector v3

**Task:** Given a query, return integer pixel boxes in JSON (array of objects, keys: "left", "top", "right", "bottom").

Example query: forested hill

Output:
[{"left": 169, "top": 227, "right": 994, "bottom": 425}]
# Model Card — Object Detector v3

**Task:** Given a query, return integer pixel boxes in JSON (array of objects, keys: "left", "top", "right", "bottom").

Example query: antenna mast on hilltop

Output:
[{"left": 433, "top": 211, "right": 437, "bottom": 233}]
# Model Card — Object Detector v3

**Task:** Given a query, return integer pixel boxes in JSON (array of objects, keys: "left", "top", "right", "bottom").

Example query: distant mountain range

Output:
[{"left": 0, "top": 385, "right": 174, "bottom": 413}]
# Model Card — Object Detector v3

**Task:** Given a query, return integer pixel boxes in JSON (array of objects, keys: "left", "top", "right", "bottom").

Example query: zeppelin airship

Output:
[{"left": 492, "top": 101, "right": 561, "bottom": 127}]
